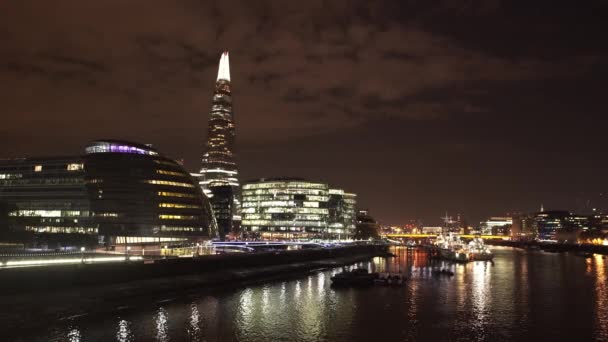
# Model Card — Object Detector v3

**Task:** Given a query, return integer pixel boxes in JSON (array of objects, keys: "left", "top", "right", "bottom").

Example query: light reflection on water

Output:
[
  {"left": 154, "top": 307, "right": 169, "bottom": 342},
  {"left": 116, "top": 319, "right": 133, "bottom": 342},
  {"left": 17, "top": 247, "right": 608, "bottom": 341},
  {"left": 594, "top": 255, "right": 608, "bottom": 341}
]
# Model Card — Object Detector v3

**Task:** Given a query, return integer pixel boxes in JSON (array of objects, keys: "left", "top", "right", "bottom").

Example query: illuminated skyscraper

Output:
[{"left": 199, "top": 52, "right": 240, "bottom": 239}]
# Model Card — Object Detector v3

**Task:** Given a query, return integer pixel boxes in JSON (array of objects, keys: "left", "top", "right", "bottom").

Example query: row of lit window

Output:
[
  {"left": 94, "top": 212, "right": 118, "bottom": 217},
  {"left": 24, "top": 226, "right": 98, "bottom": 234},
  {"left": 240, "top": 195, "right": 328, "bottom": 204},
  {"left": 159, "top": 214, "right": 198, "bottom": 220},
  {"left": 115, "top": 236, "right": 187, "bottom": 244},
  {"left": 156, "top": 169, "right": 186, "bottom": 177},
  {"left": 153, "top": 159, "right": 177, "bottom": 167},
  {"left": 144, "top": 180, "right": 194, "bottom": 188},
  {"left": 158, "top": 203, "right": 202, "bottom": 209},
  {"left": 0, "top": 173, "right": 23, "bottom": 179},
  {"left": 240, "top": 207, "right": 329, "bottom": 214},
  {"left": 1, "top": 178, "right": 83, "bottom": 186},
  {"left": 9, "top": 210, "right": 82, "bottom": 217},
  {"left": 243, "top": 214, "right": 323, "bottom": 220},
  {"left": 158, "top": 226, "right": 197, "bottom": 231},
  {"left": 241, "top": 220, "right": 326, "bottom": 227},
  {"left": 157, "top": 191, "right": 197, "bottom": 198},
  {"left": 242, "top": 201, "right": 330, "bottom": 209},
  {"left": 243, "top": 182, "right": 327, "bottom": 190},
  {"left": 242, "top": 189, "right": 326, "bottom": 196}
]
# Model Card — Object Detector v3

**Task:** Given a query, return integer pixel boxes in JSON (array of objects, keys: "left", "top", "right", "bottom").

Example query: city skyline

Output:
[{"left": 1, "top": 1, "right": 607, "bottom": 225}]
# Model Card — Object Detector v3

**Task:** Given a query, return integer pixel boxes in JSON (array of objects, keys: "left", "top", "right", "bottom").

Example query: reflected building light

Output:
[
  {"left": 188, "top": 303, "right": 201, "bottom": 340},
  {"left": 239, "top": 288, "right": 253, "bottom": 324},
  {"left": 317, "top": 272, "right": 325, "bottom": 293},
  {"left": 67, "top": 328, "right": 82, "bottom": 342},
  {"left": 594, "top": 255, "right": 608, "bottom": 336},
  {"left": 155, "top": 307, "right": 169, "bottom": 342},
  {"left": 280, "top": 282, "right": 287, "bottom": 305},
  {"left": 262, "top": 287, "right": 270, "bottom": 314},
  {"left": 295, "top": 280, "right": 302, "bottom": 300},
  {"left": 471, "top": 262, "right": 491, "bottom": 327},
  {"left": 116, "top": 319, "right": 133, "bottom": 342},
  {"left": 308, "top": 275, "right": 313, "bottom": 296}
]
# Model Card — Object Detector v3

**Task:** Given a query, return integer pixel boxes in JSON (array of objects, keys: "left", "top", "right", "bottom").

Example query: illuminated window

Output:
[
  {"left": 144, "top": 180, "right": 195, "bottom": 188},
  {"left": 159, "top": 214, "right": 197, "bottom": 220},
  {"left": 34, "top": 165, "right": 42, "bottom": 172},
  {"left": 67, "top": 163, "right": 84, "bottom": 171},
  {"left": 158, "top": 203, "right": 202, "bottom": 209},
  {"left": 157, "top": 191, "right": 197, "bottom": 198},
  {"left": 156, "top": 169, "right": 185, "bottom": 177}
]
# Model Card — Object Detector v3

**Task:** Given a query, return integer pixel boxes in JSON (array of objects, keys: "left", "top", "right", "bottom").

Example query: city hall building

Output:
[
  {"left": 240, "top": 178, "right": 356, "bottom": 240},
  {"left": 0, "top": 140, "right": 217, "bottom": 247}
]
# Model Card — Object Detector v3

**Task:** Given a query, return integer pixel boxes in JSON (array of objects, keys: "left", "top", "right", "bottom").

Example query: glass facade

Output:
[
  {"left": 328, "top": 189, "right": 357, "bottom": 237},
  {"left": 0, "top": 140, "right": 217, "bottom": 247},
  {"left": 85, "top": 140, "right": 217, "bottom": 245},
  {"left": 0, "top": 157, "right": 97, "bottom": 245},
  {"left": 241, "top": 178, "right": 356, "bottom": 240},
  {"left": 199, "top": 52, "right": 240, "bottom": 239}
]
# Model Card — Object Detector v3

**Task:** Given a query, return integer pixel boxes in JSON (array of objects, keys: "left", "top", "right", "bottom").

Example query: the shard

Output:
[{"left": 199, "top": 51, "right": 240, "bottom": 239}]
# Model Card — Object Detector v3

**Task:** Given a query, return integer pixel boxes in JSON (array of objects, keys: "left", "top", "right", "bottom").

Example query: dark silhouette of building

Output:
[
  {"left": 355, "top": 209, "right": 380, "bottom": 240},
  {"left": 207, "top": 185, "right": 235, "bottom": 239}
]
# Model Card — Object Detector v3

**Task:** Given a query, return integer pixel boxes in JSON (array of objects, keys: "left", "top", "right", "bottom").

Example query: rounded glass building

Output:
[{"left": 84, "top": 140, "right": 217, "bottom": 245}]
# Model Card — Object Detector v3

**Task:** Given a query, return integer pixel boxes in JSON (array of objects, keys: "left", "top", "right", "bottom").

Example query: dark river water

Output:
[{"left": 10, "top": 247, "right": 608, "bottom": 341}]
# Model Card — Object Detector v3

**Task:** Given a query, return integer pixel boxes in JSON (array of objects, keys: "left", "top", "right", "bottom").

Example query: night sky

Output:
[{"left": 1, "top": 1, "right": 607, "bottom": 225}]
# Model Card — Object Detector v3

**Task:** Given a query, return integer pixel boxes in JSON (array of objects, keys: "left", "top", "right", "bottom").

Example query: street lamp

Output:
[{"left": 80, "top": 246, "right": 85, "bottom": 264}]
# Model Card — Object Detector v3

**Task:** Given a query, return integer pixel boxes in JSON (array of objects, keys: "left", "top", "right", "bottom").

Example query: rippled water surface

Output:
[{"left": 9, "top": 247, "right": 608, "bottom": 341}]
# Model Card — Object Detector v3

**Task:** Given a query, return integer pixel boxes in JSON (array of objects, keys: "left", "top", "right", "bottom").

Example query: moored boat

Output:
[
  {"left": 434, "top": 233, "right": 493, "bottom": 262},
  {"left": 330, "top": 268, "right": 377, "bottom": 286}
]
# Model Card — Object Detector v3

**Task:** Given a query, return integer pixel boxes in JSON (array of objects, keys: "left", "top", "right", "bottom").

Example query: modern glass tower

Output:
[{"left": 199, "top": 51, "right": 240, "bottom": 239}]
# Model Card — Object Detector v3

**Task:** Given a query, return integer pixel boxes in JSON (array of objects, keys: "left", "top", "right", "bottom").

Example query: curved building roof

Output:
[{"left": 85, "top": 140, "right": 159, "bottom": 156}]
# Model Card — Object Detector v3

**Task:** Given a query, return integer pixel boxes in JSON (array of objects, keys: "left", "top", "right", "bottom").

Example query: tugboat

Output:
[{"left": 330, "top": 268, "right": 377, "bottom": 286}]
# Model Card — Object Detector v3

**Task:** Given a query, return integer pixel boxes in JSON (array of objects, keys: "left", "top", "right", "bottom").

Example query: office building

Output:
[
  {"left": 0, "top": 156, "right": 96, "bottom": 246},
  {"left": 0, "top": 140, "right": 217, "bottom": 247},
  {"left": 479, "top": 217, "right": 513, "bottom": 236},
  {"left": 85, "top": 140, "right": 216, "bottom": 245},
  {"left": 327, "top": 189, "right": 357, "bottom": 238},
  {"left": 240, "top": 178, "right": 356, "bottom": 240},
  {"left": 198, "top": 51, "right": 240, "bottom": 239}
]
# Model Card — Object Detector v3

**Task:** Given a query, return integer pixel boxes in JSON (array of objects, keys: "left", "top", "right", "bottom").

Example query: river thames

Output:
[{"left": 9, "top": 246, "right": 608, "bottom": 341}]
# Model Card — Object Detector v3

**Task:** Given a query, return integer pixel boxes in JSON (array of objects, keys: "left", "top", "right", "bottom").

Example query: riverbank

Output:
[
  {"left": 1, "top": 245, "right": 387, "bottom": 338},
  {"left": 485, "top": 239, "right": 608, "bottom": 254},
  {"left": 0, "top": 244, "right": 388, "bottom": 294}
]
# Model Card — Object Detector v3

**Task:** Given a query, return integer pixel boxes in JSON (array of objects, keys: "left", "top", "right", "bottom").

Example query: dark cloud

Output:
[{"left": 1, "top": 0, "right": 607, "bottom": 224}]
